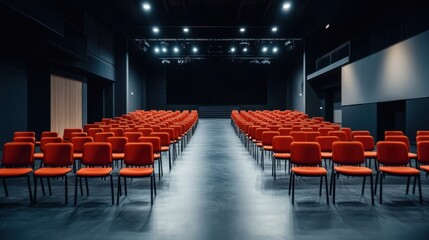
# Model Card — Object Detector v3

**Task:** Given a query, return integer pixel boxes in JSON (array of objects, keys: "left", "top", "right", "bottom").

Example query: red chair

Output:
[
  {"left": 70, "top": 132, "right": 87, "bottom": 138},
  {"left": 328, "top": 131, "right": 347, "bottom": 141},
  {"left": 107, "top": 137, "right": 128, "bottom": 168},
  {"left": 289, "top": 142, "right": 329, "bottom": 205},
  {"left": 71, "top": 136, "right": 93, "bottom": 172},
  {"left": 74, "top": 142, "right": 114, "bottom": 205},
  {"left": 316, "top": 136, "right": 340, "bottom": 167},
  {"left": 63, "top": 128, "right": 83, "bottom": 142},
  {"left": 94, "top": 132, "right": 115, "bottom": 142},
  {"left": 123, "top": 132, "right": 143, "bottom": 143},
  {"left": 417, "top": 131, "right": 429, "bottom": 136},
  {"left": 261, "top": 131, "right": 280, "bottom": 170},
  {"left": 351, "top": 130, "right": 371, "bottom": 140},
  {"left": 139, "top": 136, "right": 163, "bottom": 179},
  {"left": 36, "top": 131, "right": 59, "bottom": 145},
  {"left": 385, "top": 135, "right": 417, "bottom": 160},
  {"left": 272, "top": 136, "right": 293, "bottom": 181},
  {"left": 331, "top": 141, "right": 374, "bottom": 205},
  {"left": 354, "top": 135, "right": 377, "bottom": 168},
  {"left": 88, "top": 128, "right": 103, "bottom": 139},
  {"left": 0, "top": 142, "right": 35, "bottom": 203},
  {"left": 13, "top": 131, "right": 35, "bottom": 138},
  {"left": 341, "top": 127, "right": 352, "bottom": 141},
  {"left": 417, "top": 136, "right": 429, "bottom": 143},
  {"left": 417, "top": 141, "right": 429, "bottom": 178},
  {"left": 13, "top": 137, "right": 36, "bottom": 144},
  {"left": 117, "top": 143, "right": 156, "bottom": 205},
  {"left": 290, "top": 131, "right": 306, "bottom": 142},
  {"left": 376, "top": 141, "right": 422, "bottom": 204},
  {"left": 306, "top": 131, "right": 321, "bottom": 142},
  {"left": 384, "top": 130, "right": 404, "bottom": 138},
  {"left": 110, "top": 128, "right": 125, "bottom": 137},
  {"left": 279, "top": 128, "right": 292, "bottom": 136},
  {"left": 137, "top": 128, "right": 153, "bottom": 136},
  {"left": 318, "top": 127, "right": 334, "bottom": 136},
  {"left": 33, "top": 143, "right": 74, "bottom": 204},
  {"left": 150, "top": 132, "right": 172, "bottom": 170},
  {"left": 34, "top": 137, "right": 63, "bottom": 167}
]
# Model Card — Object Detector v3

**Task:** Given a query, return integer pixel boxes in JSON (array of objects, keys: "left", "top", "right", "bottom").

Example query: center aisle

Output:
[{"left": 135, "top": 118, "right": 292, "bottom": 240}]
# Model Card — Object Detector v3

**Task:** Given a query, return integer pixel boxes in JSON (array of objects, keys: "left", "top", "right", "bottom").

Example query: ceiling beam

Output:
[
  {"left": 263, "top": 0, "right": 273, "bottom": 18},
  {"left": 236, "top": 0, "right": 244, "bottom": 20},
  {"left": 162, "top": 0, "right": 170, "bottom": 15}
]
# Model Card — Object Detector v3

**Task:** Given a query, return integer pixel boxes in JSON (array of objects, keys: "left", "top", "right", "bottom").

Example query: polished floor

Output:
[{"left": 1, "top": 119, "right": 429, "bottom": 240}]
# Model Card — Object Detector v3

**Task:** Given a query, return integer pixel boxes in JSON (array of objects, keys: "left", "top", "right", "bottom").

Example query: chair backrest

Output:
[
  {"left": 137, "top": 128, "right": 153, "bottom": 136},
  {"left": 41, "top": 131, "right": 58, "bottom": 139},
  {"left": 170, "top": 125, "right": 184, "bottom": 138},
  {"left": 2, "top": 142, "right": 34, "bottom": 167},
  {"left": 124, "top": 143, "right": 154, "bottom": 166},
  {"left": 272, "top": 136, "right": 294, "bottom": 153},
  {"left": 417, "top": 141, "right": 429, "bottom": 165},
  {"left": 384, "top": 130, "right": 404, "bottom": 138},
  {"left": 328, "top": 131, "right": 347, "bottom": 141},
  {"left": 267, "top": 125, "right": 281, "bottom": 131},
  {"left": 107, "top": 137, "right": 128, "bottom": 153},
  {"left": 160, "top": 127, "right": 176, "bottom": 141},
  {"left": 82, "top": 142, "right": 112, "bottom": 166},
  {"left": 70, "top": 132, "right": 87, "bottom": 138},
  {"left": 290, "top": 131, "right": 306, "bottom": 142},
  {"left": 88, "top": 128, "right": 104, "bottom": 138},
  {"left": 123, "top": 132, "right": 143, "bottom": 143},
  {"left": 416, "top": 136, "right": 429, "bottom": 143},
  {"left": 110, "top": 128, "right": 125, "bottom": 137},
  {"left": 83, "top": 124, "right": 99, "bottom": 133},
  {"left": 13, "top": 137, "right": 36, "bottom": 144},
  {"left": 255, "top": 128, "right": 270, "bottom": 141},
  {"left": 150, "top": 125, "right": 161, "bottom": 132},
  {"left": 385, "top": 135, "right": 410, "bottom": 151},
  {"left": 14, "top": 131, "right": 35, "bottom": 138},
  {"left": 150, "top": 132, "right": 170, "bottom": 147},
  {"left": 332, "top": 141, "right": 365, "bottom": 165},
  {"left": 71, "top": 137, "right": 94, "bottom": 153},
  {"left": 351, "top": 130, "right": 371, "bottom": 140},
  {"left": 318, "top": 127, "right": 334, "bottom": 136},
  {"left": 316, "top": 136, "right": 340, "bottom": 152},
  {"left": 261, "top": 131, "right": 280, "bottom": 146},
  {"left": 300, "top": 127, "right": 313, "bottom": 132},
  {"left": 290, "top": 142, "right": 322, "bottom": 166},
  {"left": 353, "top": 135, "right": 375, "bottom": 151},
  {"left": 40, "top": 137, "right": 63, "bottom": 152},
  {"left": 278, "top": 128, "right": 292, "bottom": 136},
  {"left": 139, "top": 137, "right": 161, "bottom": 153},
  {"left": 63, "top": 128, "right": 83, "bottom": 141},
  {"left": 377, "top": 141, "right": 409, "bottom": 166},
  {"left": 43, "top": 143, "right": 74, "bottom": 167},
  {"left": 341, "top": 127, "right": 352, "bottom": 141},
  {"left": 417, "top": 130, "right": 429, "bottom": 136},
  {"left": 306, "top": 131, "right": 321, "bottom": 142},
  {"left": 94, "top": 132, "right": 115, "bottom": 142}
]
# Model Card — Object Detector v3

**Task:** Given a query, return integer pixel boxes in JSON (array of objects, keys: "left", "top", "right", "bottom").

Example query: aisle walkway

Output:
[{"left": 1, "top": 119, "right": 429, "bottom": 240}]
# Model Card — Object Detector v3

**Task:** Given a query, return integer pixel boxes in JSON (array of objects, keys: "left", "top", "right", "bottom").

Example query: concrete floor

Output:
[{"left": 1, "top": 119, "right": 429, "bottom": 240}]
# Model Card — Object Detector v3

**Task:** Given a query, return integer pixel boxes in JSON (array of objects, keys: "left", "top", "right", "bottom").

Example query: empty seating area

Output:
[{"left": 231, "top": 109, "right": 428, "bottom": 205}]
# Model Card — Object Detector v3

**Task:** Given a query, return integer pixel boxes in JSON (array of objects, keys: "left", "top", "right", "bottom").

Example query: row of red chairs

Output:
[
  {"left": 231, "top": 110, "right": 428, "bottom": 205},
  {"left": 1, "top": 110, "right": 199, "bottom": 205}
]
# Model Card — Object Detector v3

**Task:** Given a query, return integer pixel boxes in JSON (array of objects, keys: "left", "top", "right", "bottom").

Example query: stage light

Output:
[
  {"left": 153, "top": 27, "right": 159, "bottom": 33},
  {"left": 272, "top": 27, "right": 278, "bottom": 32},
  {"left": 154, "top": 47, "right": 160, "bottom": 53},
  {"left": 142, "top": 3, "right": 151, "bottom": 11},
  {"left": 183, "top": 27, "right": 189, "bottom": 33},
  {"left": 283, "top": 2, "right": 291, "bottom": 11}
]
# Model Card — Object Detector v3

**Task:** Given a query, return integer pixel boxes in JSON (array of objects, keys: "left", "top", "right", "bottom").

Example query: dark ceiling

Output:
[{"left": 64, "top": 0, "right": 414, "bottom": 63}]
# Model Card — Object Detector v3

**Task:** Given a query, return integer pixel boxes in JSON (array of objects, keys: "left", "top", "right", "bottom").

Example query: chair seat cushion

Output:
[
  {"left": 112, "top": 153, "right": 124, "bottom": 160},
  {"left": 0, "top": 168, "right": 33, "bottom": 177},
  {"left": 73, "top": 153, "right": 83, "bottom": 159},
  {"left": 33, "top": 153, "right": 44, "bottom": 159},
  {"left": 420, "top": 165, "right": 429, "bottom": 172},
  {"left": 364, "top": 151, "right": 377, "bottom": 158},
  {"left": 334, "top": 166, "right": 372, "bottom": 176},
  {"left": 154, "top": 153, "right": 161, "bottom": 159},
  {"left": 161, "top": 146, "right": 169, "bottom": 151},
  {"left": 256, "top": 143, "right": 263, "bottom": 147},
  {"left": 77, "top": 168, "right": 112, "bottom": 177},
  {"left": 321, "top": 152, "right": 332, "bottom": 159},
  {"left": 379, "top": 166, "right": 420, "bottom": 175},
  {"left": 263, "top": 146, "right": 273, "bottom": 151},
  {"left": 35, "top": 168, "right": 72, "bottom": 177},
  {"left": 408, "top": 153, "right": 417, "bottom": 159},
  {"left": 120, "top": 168, "right": 153, "bottom": 177},
  {"left": 273, "top": 153, "right": 291, "bottom": 159},
  {"left": 292, "top": 167, "right": 327, "bottom": 176}
]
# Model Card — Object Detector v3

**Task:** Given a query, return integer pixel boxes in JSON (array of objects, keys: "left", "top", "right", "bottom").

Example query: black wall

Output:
[{"left": 342, "top": 103, "right": 378, "bottom": 140}]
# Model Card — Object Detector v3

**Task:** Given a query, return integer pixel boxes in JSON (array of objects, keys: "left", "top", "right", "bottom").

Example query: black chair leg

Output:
[
  {"left": 333, "top": 173, "right": 336, "bottom": 205},
  {"left": 117, "top": 176, "right": 121, "bottom": 206},
  {"left": 85, "top": 178, "right": 89, "bottom": 196},
  {"left": 417, "top": 174, "right": 423, "bottom": 204},
  {"left": 154, "top": 172, "right": 157, "bottom": 196},
  {"left": 74, "top": 176, "right": 78, "bottom": 206},
  {"left": 150, "top": 175, "right": 153, "bottom": 205},
  {"left": 319, "top": 176, "right": 323, "bottom": 196},
  {"left": 325, "top": 175, "right": 329, "bottom": 205},
  {"left": 370, "top": 174, "right": 374, "bottom": 206},
  {"left": 64, "top": 176, "right": 68, "bottom": 205},
  {"left": 33, "top": 176, "right": 38, "bottom": 204},
  {"left": 124, "top": 177, "right": 128, "bottom": 196},
  {"left": 379, "top": 173, "right": 383, "bottom": 204},
  {"left": 110, "top": 175, "right": 114, "bottom": 205},
  {"left": 291, "top": 173, "right": 295, "bottom": 205},
  {"left": 47, "top": 178, "right": 52, "bottom": 196},
  {"left": 41, "top": 178, "right": 46, "bottom": 196},
  {"left": 2, "top": 178, "right": 8, "bottom": 197},
  {"left": 27, "top": 175, "right": 33, "bottom": 204},
  {"left": 362, "top": 176, "right": 366, "bottom": 196},
  {"left": 406, "top": 176, "right": 410, "bottom": 194}
]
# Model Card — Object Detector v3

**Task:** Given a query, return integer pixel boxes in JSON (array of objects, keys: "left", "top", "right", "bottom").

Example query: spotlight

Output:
[
  {"left": 283, "top": 2, "right": 291, "bottom": 11},
  {"left": 299, "top": 93, "right": 303, "bottom": 96},
  {"left": 325, "top": 24, "right": 330, "bottom": 29},
  {"left": 192, "top": 47, "right": 198, "bottom": 53},
  {"left": 162, "top": 47, "right": 167, "bottom": 53},
  {"left": 230, "top": 47, "right": 236, "bottom": 53},
  {"left": 142, "top": 3, "right": 151, "bottom": 11},
  {"left": 262, "top": 47, "right": 268, "bottom": 53},
  {"left": 183, "top": 27, "right": 189, "bottom": 33},
  {"left": 240, "top": 27, "right": 245, "bottom": 33},
  {"left": 272, "top": 27, "right": 278, "bottom": 32},
  {"left": 153, "top": 27, "right": 159, "bottom": 33},
  {"left": 243, "top": 47, "right": 248, "bottom": 52},
  {"left": 173, "top": 47, "right": 179, "bottom": 53},
  {"left": 272, "top": 47, "right": 278, "bottom": 53},
  {"left": 154, "top": 47, "right": 160, "bottom": 53}
]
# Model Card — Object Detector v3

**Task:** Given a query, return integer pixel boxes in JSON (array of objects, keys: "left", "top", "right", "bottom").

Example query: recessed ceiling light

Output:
[
  {"left": 231, "top": 47, "right": 236, "bottom": 53},
  {"left": 243, "top": 47, "right": 248, "bottom": 52},
  {"left": 240, "top": 27, "right": 245, "bottom": 33},
  {"left": 154, "top": 47, "right": 160, "bottom": 53},
  {"left": 193, "top": 47, "right": 198, "bottom": 53},
  {"left": 142, "top": 3, "right": 151, "bottom": 11},
  {"left": 162, "top": 47, "right": 167, "bottom": 53},
  {"left": 153, "top": 27, "right": 159, "bottom": 33},
  {"left": 283, "top": 2, "right": 291, "bottom": 11},
  {"left": 262, "top": 47, "right": 268, "bottom": 53},
  {"left": 272, "top": 47, "right": 278, "bottom": 53},
  {"left": 325, "top": 24, "right": 330, "bottom": 29},
  {"left": 183, "top": 27, "right": 189, "bottom": 33},
  {"left": 173, "top": 47, "right": 179, "bottom": 53},
  {"left": 272, "top": 27, "right": 278, "bottom": 32}
]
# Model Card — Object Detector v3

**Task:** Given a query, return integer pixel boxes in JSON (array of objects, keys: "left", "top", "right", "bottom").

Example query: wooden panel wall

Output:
[{"left": 51, "top": 74, "right": 82, "bottom": 137}]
